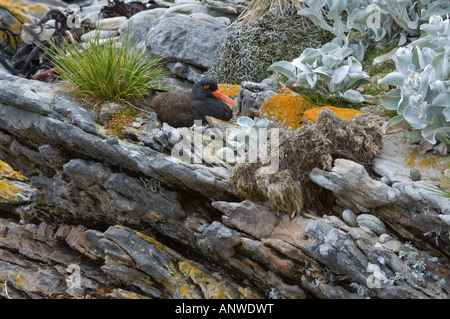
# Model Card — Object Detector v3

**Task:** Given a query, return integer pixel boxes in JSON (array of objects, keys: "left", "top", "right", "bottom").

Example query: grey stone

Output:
[
  {"left": 202, "top": 221, "right": 240, "bottom": 259},
  {"left": 380, "top": 176, "right": 390, "bottom": 185},
  {"left": 444, "top": 169, "right": 450, "bottom": 179},
  {"left": 379, "top": 233, "right": 392, "bottom": 243},
  {"left": 303, "top": 220, "right": 371, "bottom": 284},
  {"left": 186, "top": 65, "right": 204, "bottom": 82},
  {"left": 188, "top": 12, "right": 230, "bottom": 25},
  {"left": 167, "top": 62, "right": 188, "bottom": 78},
  {"left": 356, "top": 214, "right": 387, "bottom": 236},
  {"left": 235, "top": 80, "right": 276, "bottom": 115},
  {"left": 138, "top": 15, "right": 229, "bottom": 69},
  {"left": 342, "top": 209, "right": 358, "bottom": 227},
  {"left": 213, "top": 200, "right": 280, "bottom": 239},
  {"left": 53, "top": 92, "right": 98, "bottom": 134},
  {"left": 119, "top": 8, "right": 167, "bottom": 33},
  {"left": 373, "top": 133, "right": 449, "bottom": 183},
  {"left": 310, "top": 159, "right": 401, "bottom": 213},
  {"left": 162, "top": 3, "right": 211, "bottom": 18},
  {"left": 410, "top": 168, "right": 421, "bottom": 181},
  {"left": 202, "top": 0, "right": 249, "bottom": 15},
  {"left": 96, "top": 16, "right": 128, "bottom": 30},
  {"left": 81, "top": 30, "right": 117, "bottom": 42}
]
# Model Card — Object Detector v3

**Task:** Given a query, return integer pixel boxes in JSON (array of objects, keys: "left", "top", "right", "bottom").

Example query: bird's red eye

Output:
[{"left": 204, "top": 85, "right": 210, "bottom": 89}]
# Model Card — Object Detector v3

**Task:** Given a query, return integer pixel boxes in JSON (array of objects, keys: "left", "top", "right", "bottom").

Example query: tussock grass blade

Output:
[
  {"left": 423, "top": 176, "right": 450, "bottom": 198},
  {"left": 39, "top": 27, "right": 168, "bottom": 111},
  {"left": 423, "top": 158, "right": 450, "bottom": 199}
]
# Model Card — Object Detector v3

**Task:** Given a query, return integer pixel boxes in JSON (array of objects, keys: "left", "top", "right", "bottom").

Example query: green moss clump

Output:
[{"left": 105, "top": 106, "right": 137, "bottom": 139}]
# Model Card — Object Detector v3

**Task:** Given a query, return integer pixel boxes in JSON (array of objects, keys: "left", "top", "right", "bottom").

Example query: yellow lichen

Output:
[
  {"left": 0, "top": 160, "right": 26, "bottom": 181},
  {"left": 259, "top": 88, "right": 317, "bottom": 130},
  {"left": 218, "top": 84, "right": 241, "bottom": 97},
  {"left": 117, "top": 290, "right": 150, "bottom": 299},
  {"left": 118, "top": 227, "right": 201, "bottom": 299},
  {"left": 179, "top": 261, "right": 232, "bottom": 299},
  {"left": 0, "top": 0, "right": 33, "bottom": 46},
  {"left": 0, "top": 1, "right": 30, "bottom": 22},
  {"left": 238, "top": 286, "right": 260, "bottom": 299},
  {"left": 0, "top": 180, "right": 25, "bottom": 204},
  {"left": 164, "top": 262, "right": 202, "bottom": 299},
  {"left": 404, "top": 154, "right": 449, "bottom": 171},
  {"left": 179, "top": 261, "right": 260, "bottom": 299},
  {"left": 303, "top": 105, "right": 363, "bottom": 122},
  {"left": 8, "top": 274, "right": 24, "bottom": 289},
  {"left": 129, "top": 228, "right": 165, "bottom": 251}
]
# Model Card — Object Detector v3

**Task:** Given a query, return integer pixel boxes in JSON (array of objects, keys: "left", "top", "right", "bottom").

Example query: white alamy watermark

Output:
[
  {"left": 170, "top": 120, "right": 280, "bottom": 174},
  {"left": 66, "top": 4, "right": 82, "bottom": 29},
  {"left": 366, "top": 262, "right": 389, "bottom": 289},
  {"left": 366, "top": 4, "right": 382, "bottom": 29},
  {"left": 66, "top": 263, "right": 81, "bottom": 290}
]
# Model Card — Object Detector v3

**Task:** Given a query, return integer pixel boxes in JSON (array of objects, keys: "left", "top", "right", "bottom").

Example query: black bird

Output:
[{"left": 151, "top": 79, "right": 236, "bottom": 128}]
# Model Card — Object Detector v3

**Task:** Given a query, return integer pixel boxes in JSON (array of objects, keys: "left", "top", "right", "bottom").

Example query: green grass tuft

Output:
[
  {"left": 424, "top": 157, "right": 450, "bottom": 199},
  {"left": 40, "top": 29, "right": 168, "bottom": 111}
]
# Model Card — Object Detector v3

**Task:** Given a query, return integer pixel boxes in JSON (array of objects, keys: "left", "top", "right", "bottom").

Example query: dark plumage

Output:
[{"left": 151, "top": 79, "right": 236, "bottom": 128}]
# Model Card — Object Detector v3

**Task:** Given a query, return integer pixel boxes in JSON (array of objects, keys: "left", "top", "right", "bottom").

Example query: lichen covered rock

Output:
[
  {"left": 0, "top": 160, "right": 34, "bottom": 205},
  {"left": 303, "top": 106, "right": 363, "bottom": 122},
  {"left": 259, "top": 88, "right": 316, "bottom": 130},
  {"left": 0, "top": 0, "right": 48, "bottom": 50}
]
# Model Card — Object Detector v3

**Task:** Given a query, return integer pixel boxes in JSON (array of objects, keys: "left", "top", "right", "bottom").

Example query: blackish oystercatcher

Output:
[{"left": 151, "top": 79, "right": 236, "bottom": 128}]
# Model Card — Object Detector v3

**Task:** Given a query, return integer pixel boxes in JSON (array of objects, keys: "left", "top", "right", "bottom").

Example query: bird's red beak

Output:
[{"left": 212, "top": 89, "right": 237, "bottom": 106}]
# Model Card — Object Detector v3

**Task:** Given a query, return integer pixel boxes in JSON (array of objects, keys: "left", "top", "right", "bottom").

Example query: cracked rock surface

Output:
[{"left": 0, "top": 66, "right": 449, "bottom": 299}]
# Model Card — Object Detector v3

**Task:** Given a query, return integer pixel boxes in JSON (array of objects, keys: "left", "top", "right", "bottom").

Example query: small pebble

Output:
[
  {"left": 342, "top": 209, "right": 358, "bottom": 227},
  {"left": 379, "top": 233, "right": 392, "bottom": 243},
  {"left": 356, "top": 214, "right": 387, "bottom": 236},
  {"left": 410, "top": 168, "right": 421, "bottom": 181}
]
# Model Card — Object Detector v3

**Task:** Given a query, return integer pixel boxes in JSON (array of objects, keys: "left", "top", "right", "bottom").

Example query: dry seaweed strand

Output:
[{"left": 229, "top": 109, "right": 384, "bottom": 216}]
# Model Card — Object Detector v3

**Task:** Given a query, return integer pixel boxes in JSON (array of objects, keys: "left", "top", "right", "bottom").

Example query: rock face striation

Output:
[{"left": 0, "top": 65, "right": 449, "bottom": 299}]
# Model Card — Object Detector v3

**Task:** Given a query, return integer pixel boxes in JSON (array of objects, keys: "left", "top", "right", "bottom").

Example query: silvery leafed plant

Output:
[
  {"left": 268, "top": 37, "right": 369, "bottom": 104},
  {"left": 215, "top": 116, "right": 273, "bottom": 164},
  {"left": 379, "top": 15, "right": 450, "bottom": 151}
]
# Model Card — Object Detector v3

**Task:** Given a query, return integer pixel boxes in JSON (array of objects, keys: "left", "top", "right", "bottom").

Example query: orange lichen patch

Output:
[
  {"left": 0, "top": 160, "right": 26, "bottom": 181},
  {"left": 303, "top": 106, "right": 363, "bottom": 122},
  {"left": 404, "top": 154, "right": 449, "bottom": 171},
  {"left": 218, "top": 84, "right": 241, "bottom": 97},
  {"left": 259, "top": 88, "right": 316, "bottom": 129}
]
